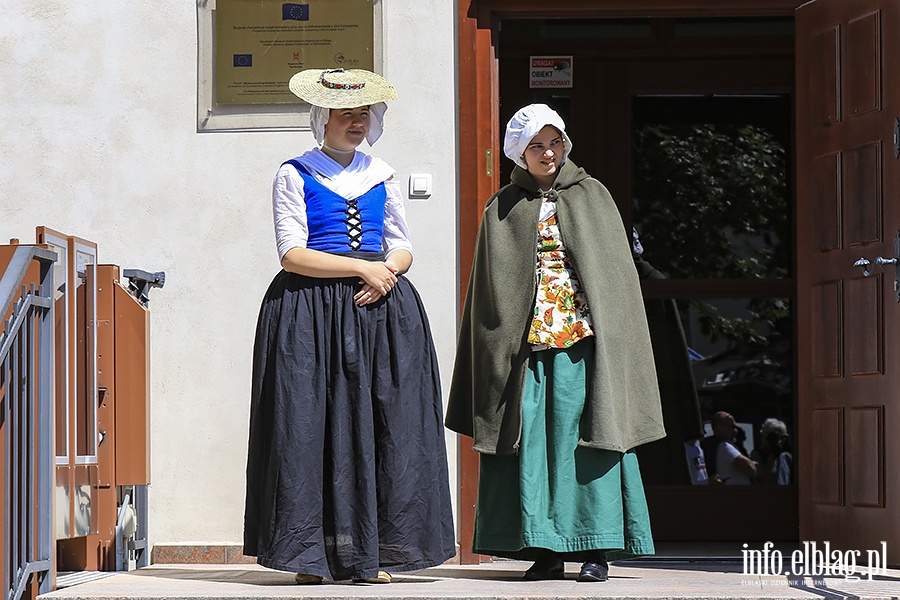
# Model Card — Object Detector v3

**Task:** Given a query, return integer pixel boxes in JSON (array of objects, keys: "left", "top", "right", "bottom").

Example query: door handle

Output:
[
  {"left": 853, "top": 256, "right": 896, "bottom": 277},
  {"left": 852, "top": 230, "right": 900, "bottom": 301}
]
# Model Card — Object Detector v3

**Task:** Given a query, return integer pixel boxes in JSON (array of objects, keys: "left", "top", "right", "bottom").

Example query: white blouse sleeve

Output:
[
  {"left": 273, "top": 164, "right": 309, "bottom": 261},
  {"left": 382, "top": 180, "right": 414, "bottom": 258}
]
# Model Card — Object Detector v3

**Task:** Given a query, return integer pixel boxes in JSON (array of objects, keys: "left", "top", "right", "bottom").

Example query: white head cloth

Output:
[
  {"left": 503, "top": 103, "right": 573, "bottom": 169},
  {"left": 309, "top": 102, "right": 388, "bottom": 147}
]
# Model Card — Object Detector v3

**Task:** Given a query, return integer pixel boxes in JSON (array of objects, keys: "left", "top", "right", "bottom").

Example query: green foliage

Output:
[{"left": 634, "top": 123, "right": 790, "bottom": 346}]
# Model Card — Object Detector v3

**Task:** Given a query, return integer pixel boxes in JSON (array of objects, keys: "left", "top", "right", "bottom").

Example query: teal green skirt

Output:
[{"left": 473, "top": 339, "right": 655, "bottom": 561}]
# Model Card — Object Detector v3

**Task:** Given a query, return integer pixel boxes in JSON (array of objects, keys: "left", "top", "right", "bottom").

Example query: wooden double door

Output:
[
  {"left": 796, "top": 0, "right": 900, "bottom": 562},
  {"left": 457, "top": 0, "right": 900, "bottom": 565}
]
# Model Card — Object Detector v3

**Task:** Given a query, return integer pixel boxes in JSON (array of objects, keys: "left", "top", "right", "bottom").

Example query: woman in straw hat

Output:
[
  {"left": 446, "top": 104, "right": 665, "bottom": 582},
  {"left": 244, "top": 68, "right": 455, "bottom": 584}
]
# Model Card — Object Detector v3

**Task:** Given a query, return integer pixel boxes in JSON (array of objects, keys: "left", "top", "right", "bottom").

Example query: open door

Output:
[{"left": 796, "top": 0, "right": 900, "bottom": 564}]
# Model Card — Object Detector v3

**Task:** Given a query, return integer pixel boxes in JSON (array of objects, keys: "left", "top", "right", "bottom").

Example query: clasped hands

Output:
[{"left": 355, "top": 260, "right": 400, "bottom": 305}]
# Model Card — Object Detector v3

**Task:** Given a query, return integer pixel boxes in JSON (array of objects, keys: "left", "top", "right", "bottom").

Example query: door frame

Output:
[{"left": 455, "top": 0, "right": 806, "bottom": 565}]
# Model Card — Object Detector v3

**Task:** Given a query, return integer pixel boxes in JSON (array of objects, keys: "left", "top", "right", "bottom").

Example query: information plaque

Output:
[{"left": 215, "top": 0, "right": 375, "bottom": 105}]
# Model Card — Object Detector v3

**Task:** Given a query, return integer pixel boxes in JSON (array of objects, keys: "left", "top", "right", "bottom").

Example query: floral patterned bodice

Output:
[{"left": 527, "top": 209, "right": 595, "bottom": 348}]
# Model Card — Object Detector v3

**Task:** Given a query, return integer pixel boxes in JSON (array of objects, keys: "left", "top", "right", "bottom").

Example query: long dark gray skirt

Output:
[{"left": 243, "top": 259, "right": 456, "bottom": 581}]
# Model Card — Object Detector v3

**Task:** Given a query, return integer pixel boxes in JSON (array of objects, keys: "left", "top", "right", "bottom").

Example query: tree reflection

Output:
[{"left": 633, "top": 122, "right": 790, "bottom": 346}]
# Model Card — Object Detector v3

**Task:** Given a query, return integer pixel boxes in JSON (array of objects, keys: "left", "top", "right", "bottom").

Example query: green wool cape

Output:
[{"left": 445, "top": 160, "right": 666, "bottom": 455}]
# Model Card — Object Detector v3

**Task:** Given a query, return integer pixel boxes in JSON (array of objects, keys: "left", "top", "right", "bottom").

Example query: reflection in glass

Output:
[
  {"left": 56, "top": 466, "right": 70, "bottom": 539},
  {"left": 632, "top": 95, "right": 791, "bottom": 280},
  {"left": 632, "top": 258, "right": 704, "bottom": 486},
  {"left": 685, "top": 297, "right": 793, "bottom": 485},
  {"left": 630, "top": 95, "right": 793, "bottom": 488}
]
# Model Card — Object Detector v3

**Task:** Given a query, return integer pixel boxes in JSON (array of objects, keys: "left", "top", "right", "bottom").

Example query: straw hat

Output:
[{"left": 289, "top": 68, "right": 398, "bottom": 109}]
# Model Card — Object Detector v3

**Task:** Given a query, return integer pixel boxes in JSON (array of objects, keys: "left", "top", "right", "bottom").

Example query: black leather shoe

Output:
[
  {"left": 576, "top": 560, "right": 609, "bottom": 582},
  {"left": 523, "top": 556, "right": 565, "bottom": 581}
]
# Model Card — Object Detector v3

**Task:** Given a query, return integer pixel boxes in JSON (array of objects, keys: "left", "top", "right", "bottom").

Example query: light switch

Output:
[{"left": 408, "top": 173, "right": 432, "bottom": 199}]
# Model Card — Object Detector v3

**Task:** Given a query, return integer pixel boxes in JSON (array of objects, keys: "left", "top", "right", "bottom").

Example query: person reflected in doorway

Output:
[
  {"left": 750, "top": 417, "right": 792, "bottom": 485},
  {"left": 701, "top": 411, "right": 757, "bottom": 485},
  {"left": 446, "top": 104, "right": 666, "bottom": 583}
]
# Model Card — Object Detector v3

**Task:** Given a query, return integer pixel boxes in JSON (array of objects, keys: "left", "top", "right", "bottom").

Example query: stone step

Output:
[{"left": 38, "top": 560, "right": 900, "bottom": 600}]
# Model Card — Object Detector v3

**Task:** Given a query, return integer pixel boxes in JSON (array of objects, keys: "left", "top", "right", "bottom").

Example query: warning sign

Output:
[{"left": 529, "top": 56, "right": 573, "bottom": 88}]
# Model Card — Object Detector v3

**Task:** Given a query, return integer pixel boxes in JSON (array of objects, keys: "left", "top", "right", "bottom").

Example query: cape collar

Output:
[{"left": 510, "top": 160, "right": 589, "bottom": 197}]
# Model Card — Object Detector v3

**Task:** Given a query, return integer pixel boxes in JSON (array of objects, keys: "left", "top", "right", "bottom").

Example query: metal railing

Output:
[{"left": 1, "top": 246, "right": 56, "bottom": 600}]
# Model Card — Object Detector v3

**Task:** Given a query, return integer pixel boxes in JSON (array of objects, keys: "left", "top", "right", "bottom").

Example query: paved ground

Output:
[{"left": 41, "top": 558, "right": 900, "bottom": 600}]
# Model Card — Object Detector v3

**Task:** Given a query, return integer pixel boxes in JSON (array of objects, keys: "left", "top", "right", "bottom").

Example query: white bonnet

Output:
[
  {"left": 503, "top": 103, "right": 573, "bottom": 169},
  {"left": 309, "top": 102, "right": 388, "bottom": 147}
]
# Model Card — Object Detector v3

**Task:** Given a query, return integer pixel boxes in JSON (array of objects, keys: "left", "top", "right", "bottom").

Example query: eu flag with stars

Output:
[
  {"left": 282, "top": 3, "right": 309, "bottom": 21},
  {"left": 233, "top": 54, "right": 253, "bottom": 67}
]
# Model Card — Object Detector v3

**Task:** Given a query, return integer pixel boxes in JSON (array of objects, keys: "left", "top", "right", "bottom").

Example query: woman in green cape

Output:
[{"left": 446, "top": 104, "right": 666, "bottom": 582}]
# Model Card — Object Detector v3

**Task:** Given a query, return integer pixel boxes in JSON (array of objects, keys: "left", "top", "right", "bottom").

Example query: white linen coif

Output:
[
  {"left": 309, "top": 103, "right": 388, "bottom": 147},
  {"left": 503, "top": 103, "right": 573, "bottom": 170}
]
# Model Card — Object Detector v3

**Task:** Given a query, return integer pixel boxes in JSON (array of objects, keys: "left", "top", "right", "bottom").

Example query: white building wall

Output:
[{"left": 1, "top": 0, "right": 459, "bottom": 548}]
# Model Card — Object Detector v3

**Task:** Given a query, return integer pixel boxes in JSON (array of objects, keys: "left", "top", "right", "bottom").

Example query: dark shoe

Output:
[
  {"left": 577, "top": 560, "right": 609, "bottom": 582},
  {"left": 523, "top": 555, "right": 565, "bottom": 581}
]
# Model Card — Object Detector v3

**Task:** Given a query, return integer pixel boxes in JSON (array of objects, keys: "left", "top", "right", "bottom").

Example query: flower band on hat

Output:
[
  {"left": 289, "top": 68, "right": 397, "bottom": 109},
  {"left": 318, "top": 69, "right": 366, "bottom": 90},
  {"left": 290, "top": 68, "right": 396, "bottom": 146}
]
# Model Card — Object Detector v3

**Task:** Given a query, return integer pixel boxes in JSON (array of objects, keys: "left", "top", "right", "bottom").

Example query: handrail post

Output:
[{"left": 36, "top": 254, "right": 55, "bottom": 594}]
